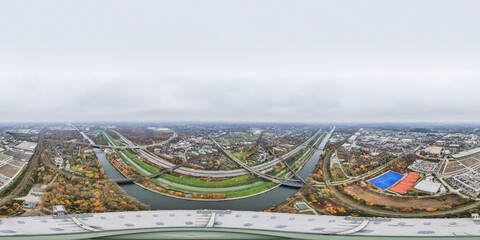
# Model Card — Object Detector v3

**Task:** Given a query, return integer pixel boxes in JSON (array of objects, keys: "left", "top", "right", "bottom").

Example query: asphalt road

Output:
[{"left": 134, "top": 129, "right": 327, "bottom": 178}]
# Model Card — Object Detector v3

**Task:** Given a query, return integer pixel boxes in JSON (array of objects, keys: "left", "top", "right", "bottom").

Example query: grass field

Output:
[
  {"left": 103, "top": 131, "right": 118, "bottom": 146},
  {"left": 115, "top": 150, "right": 148, "bottom": 176},
  {"left": 103, "top": 131, "right": 160, "bottom": 174},
  {"left": 152, "top": 179, "right": 276, "bottom": 199},
  {"left": 231, "top": 151, "right": 247, "bottom": 161},
  {"left": 159, "top": 174, "right": 262, "bottom": 188},
  {"left": 286, "top": 147, "right": 313, "bottom": 170},
  {"left": 119, "top": 149, "right": 160, "bottom": 174}
]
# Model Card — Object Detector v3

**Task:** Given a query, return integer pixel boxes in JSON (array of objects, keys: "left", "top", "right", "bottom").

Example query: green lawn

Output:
[
  {"left": 159, "top": 174, "right": 262, "bottom": 188},
  {"left": 299, "top": 148, "right": 313, "bottom": 161},
  {"left": 119, "top": 149, "right": 160, "bottom": 174},
  {"left": 242, "top": 135, "right": 259, "bottom": 141},
  {"left": 102, "top": 131, "right": 118, "bottom": 146},
  {"left": 70, "top": 165, "right": 85, "bottom": 173},
  {"left": 115, "top": 150, "right": 148, "bottom": 176},
  {"left": 311, "top": 133, "right": 325, "bottom": 146},
  {"left": 286, "top": 147, "right": 313, "bottom": 169},
  {"left": 231, "top": 151, "right": 247, "bottom": 161},
  {"left": 151, "top": 179, "right": 275, "bottom": 198}
]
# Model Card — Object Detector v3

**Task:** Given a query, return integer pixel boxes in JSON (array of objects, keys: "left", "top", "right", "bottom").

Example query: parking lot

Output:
[
  {"left": 446, "top": 168, "right": 480, "bottom": 196},
  {"left": 408, "top": 160, "right": 438, "bottom": 173}
]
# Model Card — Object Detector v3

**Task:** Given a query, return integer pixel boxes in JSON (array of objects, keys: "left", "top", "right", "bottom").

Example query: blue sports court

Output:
[{"left": 368, "top": 170, "right": 404, "bottom": 190}]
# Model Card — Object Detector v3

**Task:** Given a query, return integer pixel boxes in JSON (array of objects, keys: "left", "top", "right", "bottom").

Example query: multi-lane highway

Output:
[
  {"left": 210, "top": 136, "right": 305, "bottom": 187},
  {"left": 77, "top": 126, "right": 332, "bottom": 181},
  {"left": 120, "top": 128, "right": 330, "bottom": 178},
  {"left": 96, "top": 129, "right": 178, "bottom": 149}
]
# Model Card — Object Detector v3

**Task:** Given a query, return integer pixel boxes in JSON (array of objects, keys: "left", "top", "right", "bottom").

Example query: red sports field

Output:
[{"left": 389, "top": 172, "right": 420, "bottom": 194}]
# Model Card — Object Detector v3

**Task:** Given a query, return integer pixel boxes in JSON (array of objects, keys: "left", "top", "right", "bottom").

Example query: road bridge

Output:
[
  {"left": 108, "top": 128, "right": 326, "bottom": 179},
  {"left": 79, "top": 126, "right": 330, "bottom": 180},
  {"left": 111, "top": 178, "right": 136, "bottom": 184},
  {"left": 112, "top": 164, "right": 182, "bottom": 184},
  {"left": 94, "top": 130, "right": 178, "bottom": 149},
  {"left": 279, "top": 155, "right": 308, "bottom": 185},
  {"left": 210, "top": 136, "right": 305, "bottom": 188}
]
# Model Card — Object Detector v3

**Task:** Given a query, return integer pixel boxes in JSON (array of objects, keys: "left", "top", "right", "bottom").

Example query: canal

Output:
[{"left": 92, "top": 130, "right": 332, "bottom": 211}]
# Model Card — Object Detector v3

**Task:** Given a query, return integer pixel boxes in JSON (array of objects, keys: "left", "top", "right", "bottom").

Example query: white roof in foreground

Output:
[
  {"left": 414, "top": 180, "right": 441, "bottom": 193},
  {"left": 1, "top": 210, "right": 480, "bottom": 238}
]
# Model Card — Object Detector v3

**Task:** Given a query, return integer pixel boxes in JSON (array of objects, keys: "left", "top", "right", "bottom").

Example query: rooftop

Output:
[
  {"left": 13, "top": 142, "right": 37, "bottom": 152},
  {"left": 1, "top": 209, "right": 480, "bottom": 238}
]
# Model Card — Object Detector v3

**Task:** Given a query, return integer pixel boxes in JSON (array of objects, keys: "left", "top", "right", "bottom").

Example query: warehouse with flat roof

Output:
[
  {"left": 13, "top": 141, "right": 37, "bottom": 153},
  {"left": 414, "top": 179, "right": 442, "bottom": 193}
]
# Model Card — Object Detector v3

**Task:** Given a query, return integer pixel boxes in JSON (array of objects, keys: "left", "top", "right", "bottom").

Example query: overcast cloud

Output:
[{"left": 1, "top": 0, "right": 479, "bottom": 123}]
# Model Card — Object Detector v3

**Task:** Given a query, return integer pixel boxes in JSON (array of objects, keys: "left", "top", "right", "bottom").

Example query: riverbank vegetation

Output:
[
  {"left": 120, "top": 149, "right": 160, "bottom": 174},
  {"left": 103, "top": 131, "right": 119, "bottom": 146},
  {"left": 101, "top": 129, "right": 324, "bottom": 200}
]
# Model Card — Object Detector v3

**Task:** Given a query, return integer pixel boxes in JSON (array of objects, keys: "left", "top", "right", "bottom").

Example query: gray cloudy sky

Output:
[{"left": 1, "top": 0, "right": 479, "bottom": 123}]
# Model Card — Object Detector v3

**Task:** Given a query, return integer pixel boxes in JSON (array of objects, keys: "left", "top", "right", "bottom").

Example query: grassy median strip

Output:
[
  {"left": 103, "top": 131, "right": 159, "bottom": 174},
  {"left": 103, "top": 131, "right": 118, "bottom": 146},
  {"left": 120, "top": 149, "right": 160, "bottom": 174},
  {"left": 159, "top": 174, "right": 262, "bottom": 188},
  {"left": 115, "top": 149, "right": 148, "bottom": 176}
]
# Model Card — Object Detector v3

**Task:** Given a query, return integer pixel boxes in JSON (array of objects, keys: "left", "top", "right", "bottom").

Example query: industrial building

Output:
[
  {"left": 425, "top": 146, "right": 443, "bottom": 156},
  {"left": 414, "top": 177, "right": 442, "bottom": 193},
  {"left": 13, "top": 141, "right": 37, "bottom": 153}
]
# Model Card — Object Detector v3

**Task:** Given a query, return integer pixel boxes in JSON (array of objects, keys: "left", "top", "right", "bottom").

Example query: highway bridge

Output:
[
  {"left": 210, "top": 136, "right": 306, "bottom": 188},
  {"left": 112, "top": 164, "right": 182, "bottom": 184},
  {"left": 79, "top": 127, "right": 333, "bottom": 180},
  {"left": 1, "top": 207, "right": 479, "bottom": 239},
  {"left": 135, "top": 128, "right": 330, "bottom": 178},
  {"left": 206, "top": 127, "right": 335, "bottom": 187},
  {"left": 93, "top": 130, "right": 178, "bottom": 150}
]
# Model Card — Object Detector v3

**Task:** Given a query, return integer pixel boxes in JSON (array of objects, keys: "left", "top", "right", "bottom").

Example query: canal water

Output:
[{"left": 93, "top": 132, "right": 331, "bottom": 211}]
